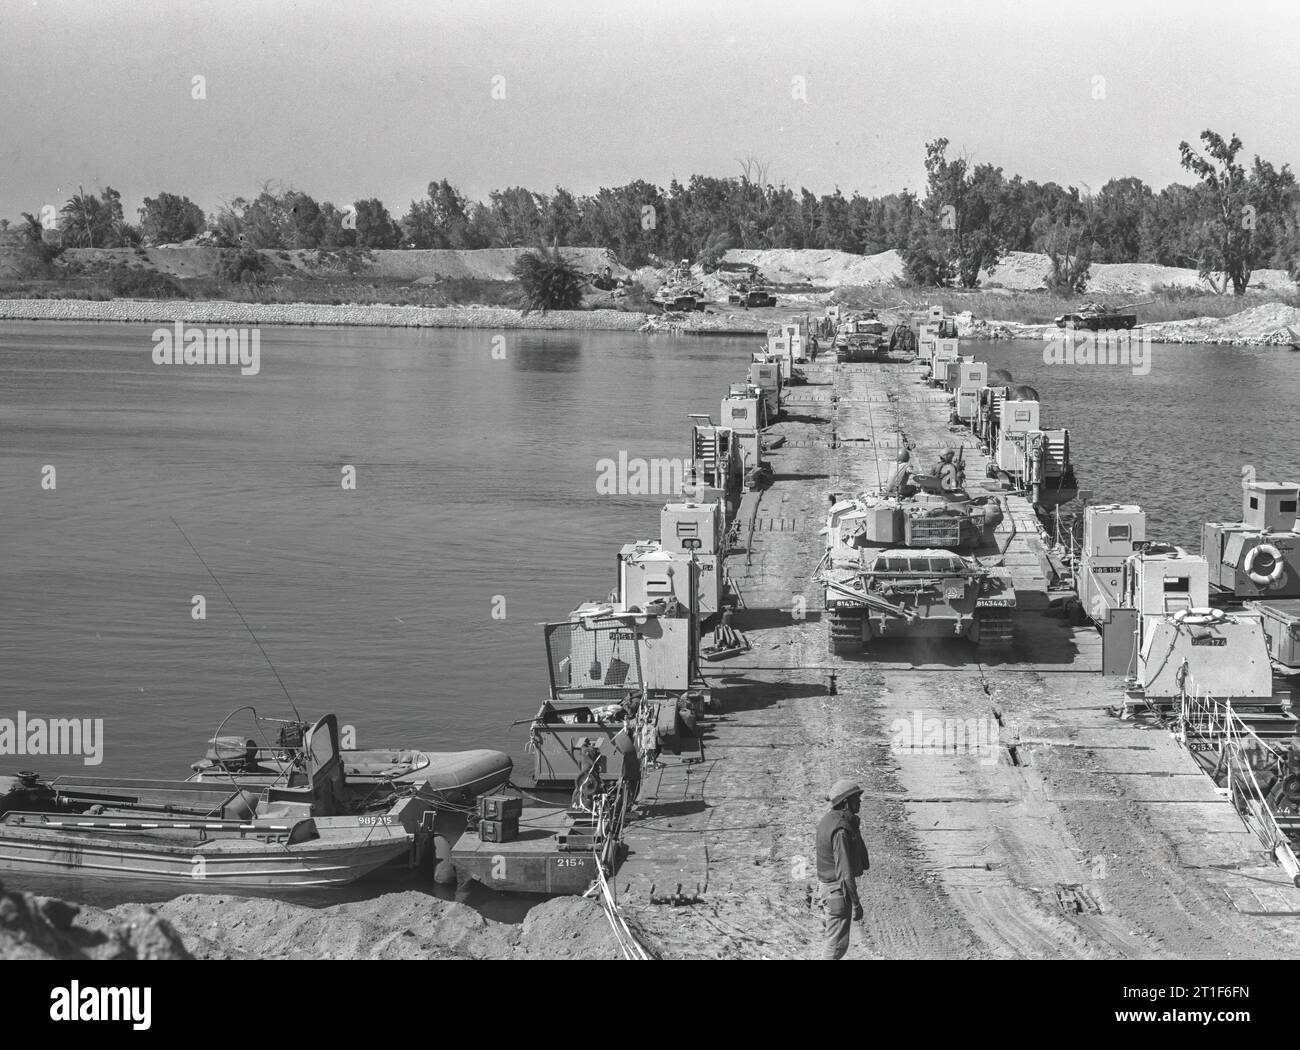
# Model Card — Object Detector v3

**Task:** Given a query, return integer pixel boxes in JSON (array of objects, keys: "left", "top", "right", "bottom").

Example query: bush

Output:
[
  {"left": 219, "top": 248, "right": 267, "bottom": 285},
  {"left": 313, "top": 247, "right": 373, "bottom": 277},
  {"left": 1043, "top": 251, "right": 1091, "bottom": 296},
  {"left": 511, "top": 247, "right": 585, "bottom": 313},
  {"left": 105, "top": 265, "right": 186, "bottom": 299}
]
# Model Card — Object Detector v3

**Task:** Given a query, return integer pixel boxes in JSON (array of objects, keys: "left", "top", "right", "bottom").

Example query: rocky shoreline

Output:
[
  {"left": 3, "top": 296, "right": 1298, "bottom": 344},
  {"left": 0, "top": 297, "right": 771, "bottom": 335}
]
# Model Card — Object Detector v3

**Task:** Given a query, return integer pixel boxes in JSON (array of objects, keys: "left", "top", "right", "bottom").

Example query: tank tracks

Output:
[
  {"left": 975, "top": 609, "right": 1015, "bottom": 648},
  {"left": 828, "top": 608, "right": 863, "bottom": 655},
  {"left": 829, "top": 609, "right": 1014, "bottom": 653}
]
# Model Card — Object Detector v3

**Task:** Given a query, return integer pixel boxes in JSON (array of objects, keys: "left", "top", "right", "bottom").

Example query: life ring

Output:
[
  {"left": 1173, "top": 607, "right": 1225, "bottom": 626},
  {"left": 1244, "top": 543, "right": 1286, "bottom": 586}
]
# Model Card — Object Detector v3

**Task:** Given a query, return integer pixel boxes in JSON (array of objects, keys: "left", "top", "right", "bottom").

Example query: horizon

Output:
[{"left": 2, "top": 0, "right": 1298, "bottom": 224}]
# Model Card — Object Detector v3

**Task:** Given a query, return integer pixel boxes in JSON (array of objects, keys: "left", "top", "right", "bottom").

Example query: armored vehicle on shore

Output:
[
  {"left": 1054, "top": 302, "right": 1139, "bottom": 331},
  {"left": 653, "top": 261, "right": 707, "bottom": 312}
]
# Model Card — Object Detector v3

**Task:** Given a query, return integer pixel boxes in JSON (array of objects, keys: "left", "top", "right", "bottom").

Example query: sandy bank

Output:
[
  {"left": 956, "top": 301, "right": 1300, "bottom": 346},
  {"left": 116, "top": 891, "right": 624, "bottom": 960},
  {"left": 0, "top": 877, "right": 622, "bottom": 960},
  {"left": 0, "top": 297, "right": 771, "bottom": 334},
  {"left": 723, "top": 247, "right": 1299, "bottom": 298}
]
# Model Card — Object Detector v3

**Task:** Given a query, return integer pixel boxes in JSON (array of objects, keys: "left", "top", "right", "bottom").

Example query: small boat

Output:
[
  {"left": 0, "top": 716, "right": 421, "bottom": 889},
  {"left": 188, "top": 718, "right": 513, "bottom": 806}
]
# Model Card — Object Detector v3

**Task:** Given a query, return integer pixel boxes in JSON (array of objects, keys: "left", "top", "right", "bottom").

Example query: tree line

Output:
[{"left": 11, "top": 130, "right": 1298, "bottom": 295}]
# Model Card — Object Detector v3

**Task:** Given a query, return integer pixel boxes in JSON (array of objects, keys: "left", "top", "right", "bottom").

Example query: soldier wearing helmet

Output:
[
  {"left": 816, "top": 777, "right": 870, "bottom": 959},
  {"left": 881, "top": 448, "right": 916, "bottom": 498}
]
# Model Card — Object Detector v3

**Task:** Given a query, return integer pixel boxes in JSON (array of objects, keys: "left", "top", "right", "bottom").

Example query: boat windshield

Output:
[{"left": 543, "top": 618, "right": 646, "bottom": 704}]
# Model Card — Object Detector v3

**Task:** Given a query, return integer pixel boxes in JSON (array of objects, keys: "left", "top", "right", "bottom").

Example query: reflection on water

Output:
[{"left": 511, "top": 334, "right": 584, "bottom": 372}]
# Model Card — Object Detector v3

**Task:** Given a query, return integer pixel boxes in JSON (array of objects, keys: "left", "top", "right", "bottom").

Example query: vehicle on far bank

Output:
[
  {"left": 717, "top": 262, "right": 777, "bottom": 308},
  {"left": 587, "top": 266, "right": 629, "bottom": 292},
  {"left": 1054, "top": 301, "right": 1141, "bottom": 331},
  {"left": 653, "top": 259, "right": 708, "bottom": 312},
  {"left": 732, "top": 285, "right": 777, "bottom": 308}
]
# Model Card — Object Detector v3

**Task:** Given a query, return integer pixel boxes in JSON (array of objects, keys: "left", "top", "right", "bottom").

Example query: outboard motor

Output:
[
  {"left": 0, "top": 771, "right": 55, "bottom": 816},
  {"left": 204, "top": 737, "right": 260, "bottom": 772}
]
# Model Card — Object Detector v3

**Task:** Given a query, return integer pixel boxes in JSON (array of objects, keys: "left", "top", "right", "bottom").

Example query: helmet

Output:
[
  {"left": 826, "top": 778, "right": 864, "bottom": 806},
  {"left": 896, "top": 449, "right": 910, "bottom": 463}
]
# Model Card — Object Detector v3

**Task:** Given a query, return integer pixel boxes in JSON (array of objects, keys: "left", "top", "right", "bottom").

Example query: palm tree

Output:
[
  {"left": 60, "top": 190, "right": 106, "bottom": 247},
  {"left": 512, "top": 246, "right": 585, "bottom": 314}
]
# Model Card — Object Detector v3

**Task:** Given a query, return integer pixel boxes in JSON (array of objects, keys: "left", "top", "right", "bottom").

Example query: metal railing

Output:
[{"left": 1174, "top": 665, "right": 1300, "bottom": 886}]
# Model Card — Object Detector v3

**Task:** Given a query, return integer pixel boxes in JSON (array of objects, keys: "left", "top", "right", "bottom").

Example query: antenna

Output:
[{"left": 171, "top": 518, "right": 302, "bottom": 721}]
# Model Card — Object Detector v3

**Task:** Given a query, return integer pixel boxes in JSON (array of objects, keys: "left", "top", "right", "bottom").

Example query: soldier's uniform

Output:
[{"left": 816, "top": 778, "right": 870, "bottom": 960}]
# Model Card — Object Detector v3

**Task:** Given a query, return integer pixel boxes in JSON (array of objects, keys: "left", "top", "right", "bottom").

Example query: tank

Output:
[
  {"left": 734, "top": 284, "right": 777, "bottom": 308},
  {"left": 723, "top": 264, "right": 777, "bottom": 308},
  {"left": 834, "top": 316, "right": 888, "bottom": 362},
  {"left": 1054, "top": 302, "right": 1138, "bottom": 331},
  {"left": 824, "top": 489, "right": 1002, "bottom": 558},
  {"left": 824, "top": 547, "right": 1016, "bottom": 653},
  {"left": 653, "top": 262, "right": 707, "bottom": 312}
]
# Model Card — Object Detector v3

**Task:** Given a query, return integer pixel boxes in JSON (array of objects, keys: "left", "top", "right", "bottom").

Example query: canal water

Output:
[
  {"left": 966, "top": 338, "right": 1300, "bottom": 546},
  {"left": 1, "top": 323, "right": 1298, "bottom": 784}
]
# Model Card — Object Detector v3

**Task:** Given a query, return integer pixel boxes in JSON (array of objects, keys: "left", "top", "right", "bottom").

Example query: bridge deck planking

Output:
[{"left": 614, "top": 353, "right": 1293, "bottom": 960}]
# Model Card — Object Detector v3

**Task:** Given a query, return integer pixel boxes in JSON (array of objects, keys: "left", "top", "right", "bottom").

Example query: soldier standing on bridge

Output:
[{"left": 817, "top": 778, "right": 870, "bottom": 959}]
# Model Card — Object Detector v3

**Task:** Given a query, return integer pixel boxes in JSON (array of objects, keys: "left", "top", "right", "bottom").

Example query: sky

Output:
[{"left": 2, "top": 0, "right": 1298, "bottom": 222}]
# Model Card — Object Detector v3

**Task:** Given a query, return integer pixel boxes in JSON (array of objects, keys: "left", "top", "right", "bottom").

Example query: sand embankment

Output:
[
  {"left": 0, "top": 878, "right": 623, "bottom": 960},
  {"left": 723, "top": 247, "right": 1300, "bottom": 299}
]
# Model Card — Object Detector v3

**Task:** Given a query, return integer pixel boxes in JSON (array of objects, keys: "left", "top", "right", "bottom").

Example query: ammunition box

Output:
[
  {"left": 479, "top": 795, "right": 523, "bottom": 822},
  {"left": 478, "top": 817, "right": 520, "bottom": 843}
]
